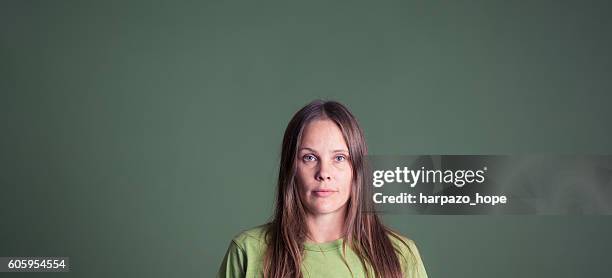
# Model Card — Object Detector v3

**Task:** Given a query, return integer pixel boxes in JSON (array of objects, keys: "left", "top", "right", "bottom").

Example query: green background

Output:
[{"left": 2, "top": 0, "right": 611, "bottom": 277}]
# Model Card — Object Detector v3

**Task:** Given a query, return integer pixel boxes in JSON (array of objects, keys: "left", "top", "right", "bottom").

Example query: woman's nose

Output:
[{"left": 316, "top": 161, "right": 332, "bottom": 181}]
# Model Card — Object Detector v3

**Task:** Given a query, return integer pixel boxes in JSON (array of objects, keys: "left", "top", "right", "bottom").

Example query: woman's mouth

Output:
[{"left": 312, "top": 189, "right": 337, "bottom": 197}]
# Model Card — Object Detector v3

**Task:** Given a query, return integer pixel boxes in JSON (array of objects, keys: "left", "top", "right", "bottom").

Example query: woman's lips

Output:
[{"left": 312, "top": 190, "right": 337, "bottom": 197}]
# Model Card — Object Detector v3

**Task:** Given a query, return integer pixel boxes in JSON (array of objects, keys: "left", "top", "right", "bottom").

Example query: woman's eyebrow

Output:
[
  {"left": 298, "top": 147, "right": 348, "bottom": 153},
  {"left": 298, "top": 147, "right": 317, "bottom": 153}
]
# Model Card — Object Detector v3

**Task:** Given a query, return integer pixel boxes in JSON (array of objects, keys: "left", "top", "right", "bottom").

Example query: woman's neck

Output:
[{"left": 304, "top": 208, "right": 347, "bottom": 243}]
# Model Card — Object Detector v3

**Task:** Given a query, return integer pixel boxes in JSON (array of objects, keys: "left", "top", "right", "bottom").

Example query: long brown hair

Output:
[{"left": 263, "top": 100, "right": 409, "bottom": 278}]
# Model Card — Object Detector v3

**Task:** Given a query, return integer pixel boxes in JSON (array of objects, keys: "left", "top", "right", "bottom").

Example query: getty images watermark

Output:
[{"left": 363, "top": 155, "right": 612, "bottom": 215}]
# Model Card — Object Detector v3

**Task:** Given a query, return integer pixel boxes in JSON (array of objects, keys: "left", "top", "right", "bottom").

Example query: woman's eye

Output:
[
  {"left": 335, "top": 155, "right": 346, "bottom": 162},
  {"left": 303, "top": 154, "right": 317, "bottom": 162}
]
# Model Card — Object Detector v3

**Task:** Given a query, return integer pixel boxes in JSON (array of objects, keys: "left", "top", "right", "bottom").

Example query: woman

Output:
[{"left": 218, "top": 100, "right": 428, "bottom": 278}]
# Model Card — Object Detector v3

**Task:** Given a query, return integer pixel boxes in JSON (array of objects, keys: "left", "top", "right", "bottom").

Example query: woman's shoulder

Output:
[
  {"left": 387, "top": 230, "right": 419, "bottom": 253},
  {"left": 386, "top": 230, "right": 428, "bottom": 278},
  {"left": 218, "top": 225, "right": 270, "bottom": 277},
  {"left": 231, "top": 224, "right": 270, "bottom": 250}
]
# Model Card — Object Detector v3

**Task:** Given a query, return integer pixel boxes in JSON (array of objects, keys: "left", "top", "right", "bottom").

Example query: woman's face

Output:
[{"left": 296, "top": 119, "right": 352, "bottom": 216}]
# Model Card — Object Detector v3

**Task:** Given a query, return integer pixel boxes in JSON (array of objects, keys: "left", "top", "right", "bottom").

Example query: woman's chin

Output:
[{"left": 307, "top": 203, "right": 347, "bottom": 216}]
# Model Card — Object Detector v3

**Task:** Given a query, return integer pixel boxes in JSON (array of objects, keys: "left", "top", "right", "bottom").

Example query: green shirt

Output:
[{"left": 217, "top": 225, "right": 428, "bottom": 278}]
